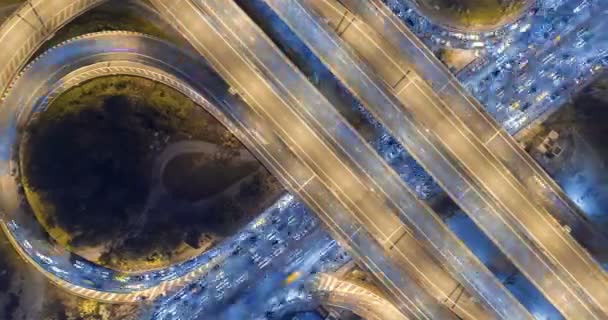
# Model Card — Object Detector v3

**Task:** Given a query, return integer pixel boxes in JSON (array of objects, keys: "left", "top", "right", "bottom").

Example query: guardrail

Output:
[{"left": 0, "top": 0, "right": 107, "bottom": 100}]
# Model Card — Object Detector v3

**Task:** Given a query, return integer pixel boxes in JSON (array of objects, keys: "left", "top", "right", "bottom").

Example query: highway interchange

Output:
[
  {"left": 3, "top": 1, "right": 601, "bottom": 316},
  {"left": 260, "top": 0, "right": 606, "bottom": 317}
]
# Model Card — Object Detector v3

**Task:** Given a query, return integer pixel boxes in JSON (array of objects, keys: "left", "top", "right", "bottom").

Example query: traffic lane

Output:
[
  {"left": 485, "top": 128, "right": 608, "bottom": 257},
  {"left": 318, "top": 278, "right": 408, "bottom": 320},
  {"left": 0, "top": 34, "right": 264, "bottom": 292},
  {"left": 190, "top": 0, "right": 484, "bottom": 318},
  {"left": 299, "top": 176, "right": 455, "bottom": 319},
  {"left": 393, "top": 79, "right": 602, "bottom": 320},
  {"left": 195, "top": 1, "right": 469, "bottom": 302},
  {"left": 258, "top": 2, "right": 528, "bottom": 318},
  {"left": 217, "top": 235, "right": 339, "bottom": 319},
  {"left": 262, "top": 0, "right": 606, "bottom": 316},
  {"left": 465, "top": 18, "right": 608, "bottom": 254},
  {"left": 207, "top": 3, "right": 506, "bottom": 318},
  {"left": 0, "top": 0, "right": 107, "bottom": 92},
  {"left": 154, "top": 1, "right": 458, "bottom": 318},
  {"left": 313, "top": 0, "right": 608, "bottom": 314},
  {"left": 406, "top": 75, "right": 600, "bottom": 277},
  {"left": 1, "top": 31, "right": 323, "bottom": 299},
  {"left": 193, "top": 0, "right": 425, "bottom": 247},
  {"left": 469, "top": 0, "right": 599, "bottom": 87},
  {"left": 472, "top": 5, "right": 606, "bottom": 108},
  {"left": 339, "top": 0, "right": 453, "bottom": 93},
  {"left": 311, "top": 0, "right": 502, "bottom": 147},
  {"left": 197, "top": 227, "right": 330, "bottom": 318},
  {"left": 339, "top": 0, "right": 605, "bottom": 257},
  {"left": 399, "top": 78, "right": 608, "bottom": 317},
  {"left": 0, "top": 0, "right": 343, "bottom": 307}
]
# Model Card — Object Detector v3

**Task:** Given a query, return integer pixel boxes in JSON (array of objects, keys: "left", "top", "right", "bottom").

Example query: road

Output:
[
  {"left": 0, "top": 31, "right": 278, "bottom": 302},
  {"left": 199, "top": 0, "right": 530, "bottom": 318},
  {"left": 0, "top": 30, "right": 334, "bottom": 308},
  {"left": 380, "top": 0, "right": 528, "bottom": 49},
  {"left": 0, "top": 0, "right": 107, "bottom": 100},
  {"left": 0, "top": 23, "right": 403, "bottom": 320},
  {"left": 387, "top": 0, "right": 608, "bottom": 261},
  {"left": 360, "top": 0, "right": 608, "bottom": 264},
  {"left": 149, "top": 210, "right": 339, "bottom": 319},
  {"left": 308, "top": 274, "right": 408, "bottom": 320},
  {"left": 331, "top": 0, "right": 608, "bottom": 266},
  {"left": 0, "top": 0, "right": 107, "bottom": 207},
  {"left": 0, "top": 31, "right": 366, "bottom": 319},
  {"left": 0, "top": 0, "right": 602, "bottom": 318},
  {"left": 0, "top": 4, "right": 405, "bottom": 318},
  {"left": 260, "top": 0, "right": 608, "bottom": 318},
  {"left": 438, "top": 0, "right": 608, "bottom": 260},
  {"left": 237, "top": 273, "right": 409, "bottom": 320},
  {"left": 148, "top": 0, "right": 524, "bottom": 318}
]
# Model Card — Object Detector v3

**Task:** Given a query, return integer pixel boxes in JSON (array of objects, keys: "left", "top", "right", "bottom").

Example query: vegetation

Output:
[
  {"left": 41, "top": 288, "right": 141, "bottom": 320},
  {"left": 163, "top": 152, "right": 260, "bottom": 202},
  {"left": 415, "top": 0, "right": 526, "bottom": 28},
  {"left": 530, "top": 73, "right": 608, "bottom": 158},
  {"left": 0, "top": 0, "right": 22, "bottom": 6},
  {"left": 20, "top": 75, "right": 277, "bottom": 271},
  {"left": 37, "top": 1, "right": 177, "bottom": 55}
]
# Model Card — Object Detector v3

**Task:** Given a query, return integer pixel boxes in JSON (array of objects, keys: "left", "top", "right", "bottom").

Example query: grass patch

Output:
[
  {"left": 418, "top": 0, "right": 526, "bottom": 27},
  {"left": 21, "top": 75, "right": 242, "bottom": 270},
  {"left": 22, "top": 183, "right": 72, "bottom": 246}
]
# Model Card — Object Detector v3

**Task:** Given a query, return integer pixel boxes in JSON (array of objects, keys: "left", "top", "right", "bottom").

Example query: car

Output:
[
  {"left": 7, "top": 220, "right": 18, "bottom": 231},
  {"left": 542, "top": 54, "right": 555, "bottom": 64},
  {"left": 22, "top": 240, "right": 32, "bottom": 250},
  {"left": 50, "top": 266, "right": 69, "bottom": 275},
  {"left": 574, "top": 0, "right": 589, "bottom": 13},
  {"left": 114, "top": 274, "right": 130, "bottom": 283},
  {"left": 35, "top": 252, "right": 54, "bottom": 265},
  {"left": 535, "top": 91, "right": 549, "bottom": 103}
]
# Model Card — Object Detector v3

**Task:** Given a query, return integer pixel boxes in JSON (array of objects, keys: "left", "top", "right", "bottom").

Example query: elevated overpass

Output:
[
  {"left": 0, "top": 3, "right": 412, "bottom": 316},
  {"left": 0, "top": 0, "right": 107, "bottom": 100},
  {"left": 0, "top": 0, "right": 524, "bottom": 318},
  {"left": 0, "top": 30, "right": 329, "bottom": 304},
  {"left": 0, "top": 1, "right": 604, "bottom": 319},
  {"left": 310, "top": 273, "right": 408, "bottom": 320},
  {"left": 0, "top": 14, "right": 476, "bottom": 320},
  {"left": 259, "top": 0, "right": 608, "bottom": 318},
  {"left": 150, "top": 0, "right": 536, "bottom": 318}
]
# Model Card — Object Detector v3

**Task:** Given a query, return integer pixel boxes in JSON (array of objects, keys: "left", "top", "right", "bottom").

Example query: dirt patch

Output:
[{"left": 163, "top": 152, "right": 260, "bottom": 202}]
